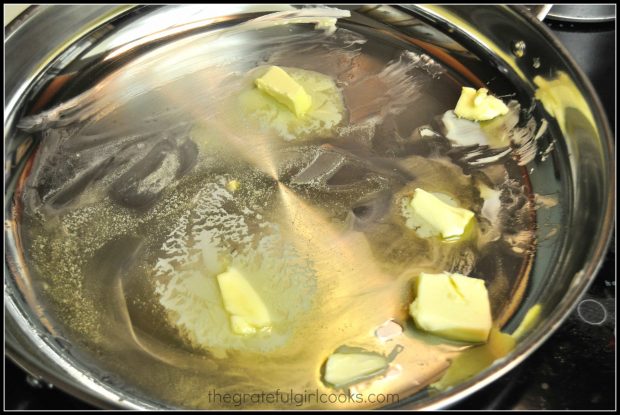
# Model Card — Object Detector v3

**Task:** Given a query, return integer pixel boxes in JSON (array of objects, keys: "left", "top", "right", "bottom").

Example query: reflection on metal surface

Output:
[
  {"left": 103, "top": 7, "right": 348, "bottom": 62},
  {"left": 523, "top": 5, "right": 554, "bottom": 22},
  {"left": 415, "top": 5, "right": 529, "bottom": 83},
  {"left": 546, "top": 4, "right": 616, "bottom": 23}
]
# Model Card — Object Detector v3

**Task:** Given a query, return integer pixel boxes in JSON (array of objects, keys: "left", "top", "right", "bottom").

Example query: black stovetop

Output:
[{"left": 4, "top": 14, "right": 616, "bottom": 412}]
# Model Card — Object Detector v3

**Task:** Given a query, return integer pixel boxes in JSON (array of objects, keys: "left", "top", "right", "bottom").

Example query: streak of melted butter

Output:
[
  {"left": 431, "top": 303, "right": 543, "bottom": 392},
  {"left": 534, "top": 71, "right": 596, "bottom": 135}
]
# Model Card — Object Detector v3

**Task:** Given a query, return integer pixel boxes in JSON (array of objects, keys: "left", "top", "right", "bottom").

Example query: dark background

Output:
[{"left": 4, "top": 10, "right": 616, "bottom": 411}]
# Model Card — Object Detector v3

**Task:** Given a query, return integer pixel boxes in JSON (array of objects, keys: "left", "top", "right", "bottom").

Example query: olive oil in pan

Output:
[{"left": 16, "top": 20, "right": 537, "bottom": 409}]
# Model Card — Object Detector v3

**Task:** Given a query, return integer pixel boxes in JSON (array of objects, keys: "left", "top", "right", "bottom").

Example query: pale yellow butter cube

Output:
[
  {"left": 323, "top": 351, "right": 388, "bottom": 388},
  {"left": 409, "top": 272, "right": 492, "bottom": 343},
  {"left": 216, "top": 267, "right": 271, "bottom": 335},
  {"left": 409, "top": 188, "right": 475, "bottom": 240},
  {"left": 255, "top": 66, "right": 312, "bottom": 117},
  {"left": 454, "top": 87, "right": 509, "bottom": 121}
]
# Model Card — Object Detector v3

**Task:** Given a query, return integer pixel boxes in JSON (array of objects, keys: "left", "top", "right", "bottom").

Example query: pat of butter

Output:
[
  {"left": 323, "top": 351, "right": 388, "bottom": 388},
  {"left": 409, "top": 272, "right": 492, "bottom": 343},
  {"left": 216, "top": 267, "right": 271, "bottom": 335},
  {"left": 226, "top": 179, "right": 240, "bottom": 192},
  {"left": 454, "top": 87, "right": 509, "bottom": 121},
  {"left": 409, "top": 188, "right": 475, "bottom": 240},
  {"left": 255, "top": 66, "right": 312, "bottom": 117}
]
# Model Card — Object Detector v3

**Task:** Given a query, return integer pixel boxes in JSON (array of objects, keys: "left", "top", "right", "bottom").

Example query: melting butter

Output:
[
  {"left": 323, "top": 348, "right": 389, "bottom": 388},
  {"left": 431, "top": 303, "right": 543, "bottom": 391},
  {"left": 217, "top": 267, "right": 271, "bottom": 335},
  {"left": 404, "top": 188, "right": 475, "bottom": 241},
  {"left": 409, "top": 272, "right": 492, "bottom": 343},
  {"left": 512, "top": 304, "right": 542, "bottom": 339},
  {"left": 239, "top": 65, "right": 344, "bottom": 141},
  {"left": 534, "top": 71, "right": 595, "bottom": 133},
  {"left": 454, "top": 87, "right": 509, "bottom": 121},
  {"left": 226, "top": 179, "right": 240, "bottom": 192},
  {"left": 255, "top": 66, "right": 313, "bottom": 117},
  {"left": 430, "top": 327, "right": 514, "bottom": 391}
]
